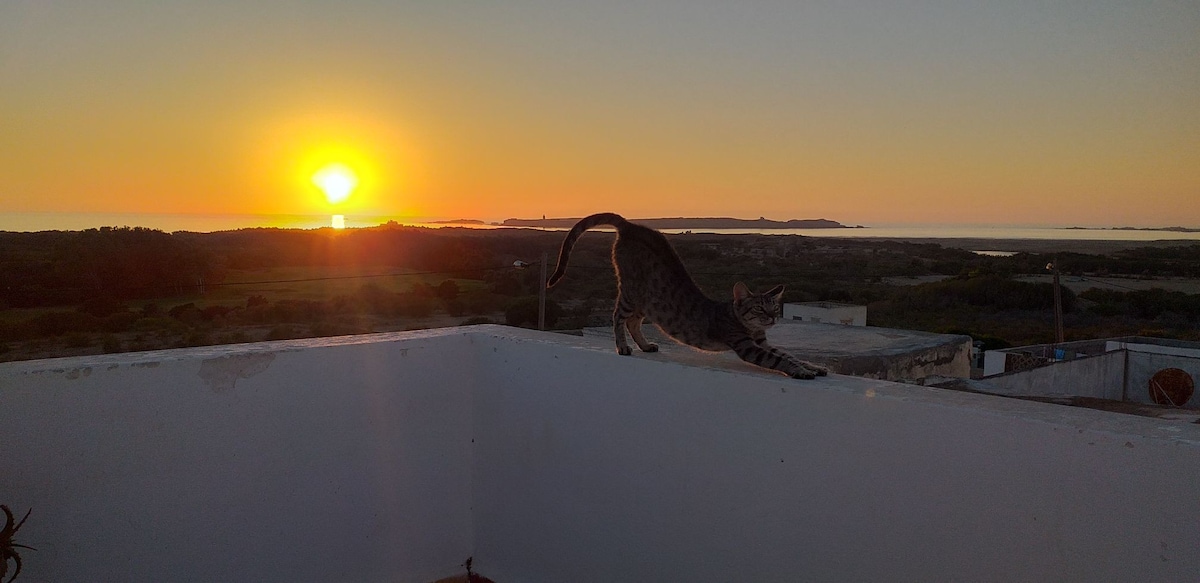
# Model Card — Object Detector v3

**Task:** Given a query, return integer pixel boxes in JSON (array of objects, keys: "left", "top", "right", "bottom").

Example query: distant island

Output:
[
  {"left": 501, "top": 216, "right": 859, "bottom": 230},
  {"left": 1066, "top": 226, "right": 1200, "bottom": 233},
  {"left": 427, "top": 219, "right": 488, "bottom": 225}
]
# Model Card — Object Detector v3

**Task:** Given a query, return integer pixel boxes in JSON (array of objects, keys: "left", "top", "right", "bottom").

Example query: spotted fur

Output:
[{"left": 547, "top": 212, "right": 827, "bottom": 379}]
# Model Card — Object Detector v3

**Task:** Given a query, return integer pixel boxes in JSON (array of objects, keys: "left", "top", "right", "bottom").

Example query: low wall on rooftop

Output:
[
  {"left": 3, "top": 326, "right": 1200, "bottom": 582},
  {"left": 983, "top": 350, "right": 1127, "bottom": 401},
  {"left": 0, "top": 332, "right": 477, "bottom": 583}
]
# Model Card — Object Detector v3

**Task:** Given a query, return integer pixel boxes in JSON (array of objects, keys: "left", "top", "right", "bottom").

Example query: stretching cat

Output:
[{"left": 547, "top": 212, "right": 828, "bottom": 379}]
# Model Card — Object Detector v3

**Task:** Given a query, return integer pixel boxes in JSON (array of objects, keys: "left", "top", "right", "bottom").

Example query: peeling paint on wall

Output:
[
  {"left": 65, "top": 367, "right": 92, "bottom": 380},
  {"left": 198, "top": 353, "right": 276, "bottom": 393}
]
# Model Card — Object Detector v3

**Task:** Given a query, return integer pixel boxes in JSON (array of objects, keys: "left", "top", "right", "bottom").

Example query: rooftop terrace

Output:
[{"left": 2, "top": 325, "right": 1198, "bottom": 582}]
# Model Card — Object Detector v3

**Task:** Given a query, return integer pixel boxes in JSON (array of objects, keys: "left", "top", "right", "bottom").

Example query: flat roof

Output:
[{"left": 583, "top": 320, "right": 969, "bottom": 370}]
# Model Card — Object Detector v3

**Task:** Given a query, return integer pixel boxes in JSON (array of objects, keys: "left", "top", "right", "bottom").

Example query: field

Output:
[
  {"left": 1, "top": 226, "right": 1197, "bottom": 362},
  {"left": 183, "top": 265, "right": 488, "bottom": 305}
]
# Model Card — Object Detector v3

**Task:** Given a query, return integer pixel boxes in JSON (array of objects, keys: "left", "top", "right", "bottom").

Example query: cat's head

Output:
[{"left": 733, "top": 282, "right": 784, "bottom": 330}]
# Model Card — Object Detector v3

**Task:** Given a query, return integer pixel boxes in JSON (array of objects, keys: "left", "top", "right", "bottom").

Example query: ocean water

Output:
[{"left": 2, "top": 212, "right": 1199, "bottom": 242}]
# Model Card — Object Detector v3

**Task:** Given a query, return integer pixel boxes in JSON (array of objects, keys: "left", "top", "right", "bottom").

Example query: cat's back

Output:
[
  {"left": 613, "top": 221, "right": 704, "bottom": 294},
  {"left": 615, "top": 221, "right": 685, "bottom": 267}
]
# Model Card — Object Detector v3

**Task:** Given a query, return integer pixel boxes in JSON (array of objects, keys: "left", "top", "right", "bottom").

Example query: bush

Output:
[
  {"left": 311, "top": 320, "right": 372, "bottom": 337},
  {"left": 78, "top": 296, "right": 129, "bottom": 318},
  {"left": 168, "top": 303, "right": 204, "bottom": 325},
  {"left": 444, "top": 298, "right": 467, "bottom": 317},
  {"left": 32, "top": 311, "right": 100, "bottom": 336},
  {"left": 0, "top": 320, "right": 36, "bottom": 342},
  {"left": 101, "top": 311, "right": 140, "bottom": 333},
  {"left": 265, "top": 324, "right": 304, "bottom": 340},
  {"left": 268, "top": 300, "right": 329, "bottom": 323},
  {"left": 504, "top": 296, "right": 561, "bottom": 329},
  {"left": 411, "top": 282, "right": 435, "bottom": 299},
  {"left": 100, "top": 334, "right": 123, "bottom": 353},
  {"left": 180, "top": 330, "right": 212, "bottom": 347},
  {"left": 462, "top": 290, "right": 505, "bottom": 315},
  {"left": 436, "top": 280, "right": 460, "bottom": 301},
  {"left": 395, "top": 294, "right": 434, "bottom": 318},
  {"left": 216, "top": 331, "right": 251, "bottom": 345},
  {"left": 201, "top": 305, "right": 234, "bottom": 321},
  {"left": 131, "top": 316, "right": 187, "bottom": 334}
]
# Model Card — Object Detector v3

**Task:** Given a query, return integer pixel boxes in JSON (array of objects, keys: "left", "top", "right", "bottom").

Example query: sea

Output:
[{"left": 2, "top": 212, "right": 1199, "bottom": 243}]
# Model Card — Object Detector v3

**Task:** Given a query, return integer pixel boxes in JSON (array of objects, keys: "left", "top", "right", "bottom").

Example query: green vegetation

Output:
[{"left": 1, "top": 225, "right": 1197, "bottom": 362}]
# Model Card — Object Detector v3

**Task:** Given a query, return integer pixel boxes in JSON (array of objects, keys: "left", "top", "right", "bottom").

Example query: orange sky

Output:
[{"left": 2, "top": 2, "right": 1198, "bottom": 227}]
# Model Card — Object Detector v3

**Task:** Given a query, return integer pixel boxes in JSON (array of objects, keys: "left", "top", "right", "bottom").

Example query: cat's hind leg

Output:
[
  {"left": 625, "top": 315, "right": 659, "bottom": 353},
  {"left": 612, "top": 295, "right": 634, "bottom": 355}
]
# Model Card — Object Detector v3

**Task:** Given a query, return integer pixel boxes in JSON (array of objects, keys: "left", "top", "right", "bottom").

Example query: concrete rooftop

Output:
[{"left": 584, "top": 319, "right": 971, "bottom": 380}]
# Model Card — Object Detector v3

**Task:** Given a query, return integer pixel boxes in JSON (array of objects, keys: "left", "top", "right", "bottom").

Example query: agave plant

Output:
[{"left": 0, "top": 506, "right": 34, "bottom": 583}]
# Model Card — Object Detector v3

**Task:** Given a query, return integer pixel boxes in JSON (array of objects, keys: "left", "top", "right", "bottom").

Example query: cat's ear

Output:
[
  {"left": 733, "top": 282, "right": 751, "bottom": 304},
  {"left": 765, "top": 284, "right": 785, "bottom": 303}
]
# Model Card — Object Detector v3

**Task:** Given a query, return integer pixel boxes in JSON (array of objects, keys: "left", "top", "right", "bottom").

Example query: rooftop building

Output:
[
  {"left": 584, "top": 319, "right": 972, "bottom": 381},
  {"left": 2, "top": 326, "right": 1198, "bottom": 582},
  {"left": 976, "top": 336, "right": 1200, "bottom": 411},
  {"left": 782, "top": 301, "right": 867, "bottom": 326}
]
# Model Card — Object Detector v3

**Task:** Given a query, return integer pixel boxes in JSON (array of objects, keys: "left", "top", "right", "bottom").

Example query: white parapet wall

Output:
[
  {"left": 0, "top": 331, "right": 477, "bottom": 583},
  {"left": 981, "top": 350, "right": 1127, "bottom": 400},
  {"left": 3, "top": 325, "right": 1200, "bottom": 582}
]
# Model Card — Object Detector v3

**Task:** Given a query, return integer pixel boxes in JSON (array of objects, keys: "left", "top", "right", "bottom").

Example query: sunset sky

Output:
[{"left": 2, "top": 1, "right": 1198, "bottom": 227}]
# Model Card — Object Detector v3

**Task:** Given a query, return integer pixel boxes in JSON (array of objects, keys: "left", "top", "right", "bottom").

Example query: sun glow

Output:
[{"left": 312, "top": 163, "right": 358, "bottom": 205}]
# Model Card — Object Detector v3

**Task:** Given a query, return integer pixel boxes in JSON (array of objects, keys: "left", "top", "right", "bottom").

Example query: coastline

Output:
[
  {"left": 2, "top": 212, "right": 1198, "bottom": 254},
  {"left": 500, "top": 216, "right": 853, "bottom": 229},
  {"left": 833, "top": 236, "right": 1197, "bottom": 255}
]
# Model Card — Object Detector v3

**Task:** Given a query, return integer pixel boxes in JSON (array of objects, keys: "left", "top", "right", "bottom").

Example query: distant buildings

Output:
[
  {"left": 782, "top": 301, "right": 866, "bottom": 326},
  {"left": 971, "top": 336, "right": 1200, "bottom": 411}
]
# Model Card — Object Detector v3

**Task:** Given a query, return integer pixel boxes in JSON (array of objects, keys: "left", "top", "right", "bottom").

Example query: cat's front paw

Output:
[
  {"left": 790, "top": 370, "right": 816, "bottom": 380},
  {"left": 617, "top": 346, "right": 633, "bottom": 356},
  {"left": 802, "top": 361, "right": 829, "bottom": 376},
  {"left": 642, "top": 343, "right": 659, "bottom": 353}
]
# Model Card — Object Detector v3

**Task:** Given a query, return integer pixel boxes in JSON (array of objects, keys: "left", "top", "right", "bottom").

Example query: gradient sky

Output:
[{"left": 2, "top": 1, "right": 1198, "bottom": 226}]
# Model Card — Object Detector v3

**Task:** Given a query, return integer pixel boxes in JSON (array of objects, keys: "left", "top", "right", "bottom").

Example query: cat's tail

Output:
[{"left": 546, "top": 212, "right": 628, "bottom": 287}]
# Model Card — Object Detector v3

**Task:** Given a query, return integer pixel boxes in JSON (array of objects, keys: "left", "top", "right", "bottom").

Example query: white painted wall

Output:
[
  {"left": 983, "top": 350, "right": 1008, "bottom": 376},
  {"left": 1106, "top": 340, "right": 1200, "bottom": 358},
  {"left": 1125, "top": 351, "right": 1200, "bottom": 408},
  {"left": 0, "top": 331, "right": 477, "bottom": 583},
  {"left": 4, "top": 326, "right": 1200, "bottom": 582},
  {"left": 782, "top": 302, "right": 866, "bottom": 326},
  {"left": 462, "top": 329, "right": 1200, "bottom": 583}
]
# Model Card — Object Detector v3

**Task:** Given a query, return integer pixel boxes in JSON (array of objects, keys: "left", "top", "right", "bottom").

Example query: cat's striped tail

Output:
[{"left": 546, "top": 212, "right": 628, "bottom": 287}]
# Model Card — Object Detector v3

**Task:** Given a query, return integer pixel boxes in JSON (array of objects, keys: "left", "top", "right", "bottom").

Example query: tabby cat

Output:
[{"left": 547, "top": 212, "right": 828, "bottom": 379}]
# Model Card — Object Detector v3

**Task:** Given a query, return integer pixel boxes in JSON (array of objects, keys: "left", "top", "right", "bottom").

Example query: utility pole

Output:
[
  {"left": 1051, "top": 256, "right": 1064, "bottom": 346},
  {"left": 538, "top": 251, "right": 548, "bottom": 331}
]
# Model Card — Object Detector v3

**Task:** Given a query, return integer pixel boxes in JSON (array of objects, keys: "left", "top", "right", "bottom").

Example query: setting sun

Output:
[{"left": 312, "top": 163, "right": 358, "bottom": 205}]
